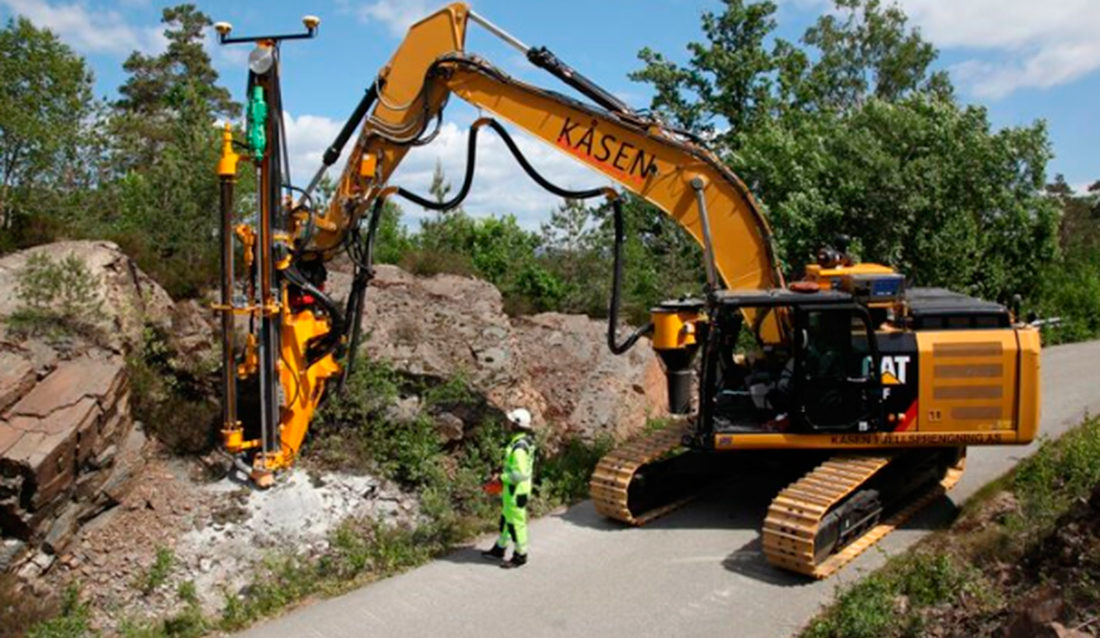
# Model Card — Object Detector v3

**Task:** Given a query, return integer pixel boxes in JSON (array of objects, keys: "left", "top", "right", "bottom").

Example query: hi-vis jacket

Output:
[{"left": 501, "top": 432, "right": 535, "bottom": 498}]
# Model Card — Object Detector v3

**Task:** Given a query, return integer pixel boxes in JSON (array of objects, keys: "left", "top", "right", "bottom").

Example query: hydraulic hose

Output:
[
  {"left": 608, "top": 198, "right": 654, "bottom": 354},
  {"left": 392, "top": 117, "right": 650, "bottom": 355},
  {"left": 283, "top": 265, "right": 345, "bottom": 366},
  {"left": 338, "top": 197, "right": 385, "bottom": 393},
  {"left": 395, "top": 118, "right": 606, "bottom": 211}
]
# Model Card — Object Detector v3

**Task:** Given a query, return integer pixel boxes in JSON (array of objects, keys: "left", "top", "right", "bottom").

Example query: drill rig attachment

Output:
[{"left": 213, "top": 18, "right": 349, "bottom": 487}]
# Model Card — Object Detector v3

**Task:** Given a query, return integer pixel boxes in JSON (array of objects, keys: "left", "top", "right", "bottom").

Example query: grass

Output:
[
  {"left": 803, "top": 553, "right": 995, "bottom": 638},
  {"left": 802, "top": 416, "right": 1100, "bottom": 638},
  {"left": 117, "top": 579, "right": 209, "bottom": 637},
  {"left": 218, "top": 521, "right": 438, "bottom": 631},
  {"left": 25, "top": 585, "right": 91, "bottom": 638},
  {"left": 136, "top": 547, "right": 175, "bottom": 596}
]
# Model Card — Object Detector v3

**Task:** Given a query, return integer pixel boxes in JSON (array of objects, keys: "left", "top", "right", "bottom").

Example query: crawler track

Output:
[
  {"left": 762, "top": 451, "right": 966, "bottom": 579},
  {"left": 589, "top": 424, "right": 692, "bottom": 525}
]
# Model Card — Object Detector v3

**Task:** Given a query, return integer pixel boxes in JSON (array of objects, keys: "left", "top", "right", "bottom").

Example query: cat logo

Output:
[
  {"left": 880, "top": 355, "right": 910, "bottom": 385},
  {"left": 864, "top": 355, "right": 910, "bottom": 385}
]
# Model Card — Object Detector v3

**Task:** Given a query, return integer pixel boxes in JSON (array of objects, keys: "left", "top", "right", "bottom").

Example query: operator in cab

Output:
[{"left": 482, "top": 408, "right": 536, "bottom": 569}]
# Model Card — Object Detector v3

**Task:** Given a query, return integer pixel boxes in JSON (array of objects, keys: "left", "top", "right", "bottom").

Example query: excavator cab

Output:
[
  {"left": 793, "top": 305, "right": 882, "bottom": 432},
  {"left": 700, "top": 290, "right": 884, "bottom": 438}
]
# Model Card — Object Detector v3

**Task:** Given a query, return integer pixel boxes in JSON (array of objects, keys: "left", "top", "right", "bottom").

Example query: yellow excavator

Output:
[{"left": 211, "top": 4, "right": 1040, "bottom": 578}]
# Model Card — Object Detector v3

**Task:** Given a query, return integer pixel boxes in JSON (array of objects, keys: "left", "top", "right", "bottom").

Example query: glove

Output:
[{"left": 482, "top": 477, "right": 503, "bottom": 495}]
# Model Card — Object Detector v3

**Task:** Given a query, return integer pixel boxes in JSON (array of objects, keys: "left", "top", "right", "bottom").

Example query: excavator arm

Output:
[{"left": 312, "top": 3, "right": 784, "bottom": 294}]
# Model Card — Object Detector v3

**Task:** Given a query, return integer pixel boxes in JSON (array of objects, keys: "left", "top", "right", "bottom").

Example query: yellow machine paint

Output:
[
  {"left": 211, "top": 4, "right": 1041, "bottom": 577},
  {"left": 273, "top": 290, "right": 342, "bottom": 470},
  {"left": 650, "top": 307, "right": 701, "bottom": 351}
]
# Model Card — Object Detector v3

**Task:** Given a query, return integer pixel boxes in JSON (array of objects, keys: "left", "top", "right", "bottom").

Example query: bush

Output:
[
  {"left": 1033, "top": 253, "right": 1100, "bottom": 344},
  {"left": 533, "top": 435, "right": 613, "bottom": 513},
  {"left": 127, "top": 324, "right": 218, "bottom": 453},
  {"left": 5, "top": 252, "right": 105, "bottom": 342},
  {"left": 1011, "top": 418, "right": 1100, "bottom": 539},
  {"left": 318, "top": 363, "right": 463, "bottom": 487}
]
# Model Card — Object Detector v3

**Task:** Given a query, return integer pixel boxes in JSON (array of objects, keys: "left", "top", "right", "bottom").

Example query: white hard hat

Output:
[{"left": 506, "top": 408, "right": 533, "bottom": 430}]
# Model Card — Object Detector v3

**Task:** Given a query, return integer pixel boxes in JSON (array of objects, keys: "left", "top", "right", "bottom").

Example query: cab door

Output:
[{"left": 794, "top": 306, "right": 883, "bottom": 432}]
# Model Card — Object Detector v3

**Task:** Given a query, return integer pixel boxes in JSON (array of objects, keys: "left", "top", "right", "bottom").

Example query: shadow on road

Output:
[
  {"left": 438, "top": 546, "right": 511, "bottom": 567},
  {"left": 555, "top": 453, "right": 965, "bottom": 586}
]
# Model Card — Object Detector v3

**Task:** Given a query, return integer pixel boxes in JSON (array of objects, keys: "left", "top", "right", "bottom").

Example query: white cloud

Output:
[
  {"left": 783, "top": 0, "right": 1100, "bottom": 98},
  {"left": 898, "top": 0, "right": 1100, "bottom": 98},
  {"left": 0, "top": 0, "right": 164, "bottom": 56},
  {"left": 282, "top": 105, "right": 612, "bottom": 230},
  {"left": 283, "top": 111, "right": 343, "bottom": 183},
  {"left": 353, "top": 0, "right": 437, "bottom": 38}
]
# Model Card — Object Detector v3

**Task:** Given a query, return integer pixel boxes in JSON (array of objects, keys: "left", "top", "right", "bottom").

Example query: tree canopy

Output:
[
  {"left": 629, "top": 0, "right": 1059, "bottom": 307},
  {"left": 0, "top": 17, "right": 94, "bottom": 246}
]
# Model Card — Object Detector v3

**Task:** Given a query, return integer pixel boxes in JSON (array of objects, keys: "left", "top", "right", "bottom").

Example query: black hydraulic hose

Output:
[
  {"left": 526, "top": 46, "right": 634, "bottom": 116},
  {"left": 284, "top": 265, "right": 345, "bottom": 366},
  {"left": 395, "top": 118, "right": 606, "bottom": 211},
  {"left": 338, "top": 198, "right": 385, "bottom": 393},
  {"left": 608, "top": 198, "right": 654, "bottom": 355},
  {"left": 393, "top": 117, "right": 650, "bottom": 356}
]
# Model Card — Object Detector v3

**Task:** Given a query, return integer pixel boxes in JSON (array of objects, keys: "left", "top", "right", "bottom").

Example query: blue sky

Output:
[{"left": 2, "top": 0, "right": 1097, "bottom": 227}]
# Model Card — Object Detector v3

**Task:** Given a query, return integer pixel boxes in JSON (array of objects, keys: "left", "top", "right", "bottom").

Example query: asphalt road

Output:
[{"left": 240, "top": 340, "right": 1100, "bottom": 638}]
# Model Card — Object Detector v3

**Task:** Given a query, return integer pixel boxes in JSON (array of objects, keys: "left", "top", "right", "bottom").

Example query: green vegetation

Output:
[
  {"left": 126, "top": 324, "right": 218, "bottom": 453},
  {"left": 1006, "top": 415, "right": 1100, "bottom": 543},
  {"left": 25, "top": 585, "right": 91, "bottom": 638},
  {"left": 804, "top": 553, "right": 994, "bottom": 638},
  {"left": 530, "top": 434, "right": 614, "bottom": 516},
  {"left": 137, "top": 547, "right": 176, "bottom": 596},
  {"left": 4, "top": 252, "right": 105, "bottom": 343},
  {"left": 116, "top": 580, "right": 208, "bottom": 638},
  {"left": 803, "top": 417, "right": 1100, "bottom": 637}
]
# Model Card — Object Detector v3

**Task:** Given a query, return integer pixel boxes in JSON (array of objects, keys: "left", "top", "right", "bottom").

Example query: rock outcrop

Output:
[
  {"left": 342, "top": 265, "right": 668, "bottom": 444},
  {"left": 513, "top": 313, "right": 667, "bottom": 442},
  {"left": 0, "top": 354, "right": 143, "bottom": 572},
  {"left": 0, "top": 245, "right": 668, "bottom": 575},
  {"left": 0, "top": 242, "right": 163, "bottom": 573},
  {"left": 0, "top": 240, "right": 175, "bottom": 352}
]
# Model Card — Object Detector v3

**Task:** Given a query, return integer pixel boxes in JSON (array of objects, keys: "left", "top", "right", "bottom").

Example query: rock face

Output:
[
  {"left": 349, "top": 265, "right": 668, "bottom": 444},
  {"left": 0, "top": 240, "right": 175, "bottom": 352},
  {"left": 0, "top": 353, "right": 143, "bottom": 573},
  {"left": 513, "top": 313, "right": 667, "bottom": 442},
  {"left": 0, "top": 242, "right": 167, "bottom": 573}
]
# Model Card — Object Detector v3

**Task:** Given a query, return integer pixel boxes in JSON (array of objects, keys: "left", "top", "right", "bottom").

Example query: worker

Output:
[{"left": 481, "top": 407, "right": 536, "bottom": 568}]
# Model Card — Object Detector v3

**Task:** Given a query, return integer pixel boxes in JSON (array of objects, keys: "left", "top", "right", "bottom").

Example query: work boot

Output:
[
  {"left": 480, "top": 544, "right": 506, "bottom": 560},
  {"left": 501, "top": 552, "right": 527, "bottom": 569}
]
